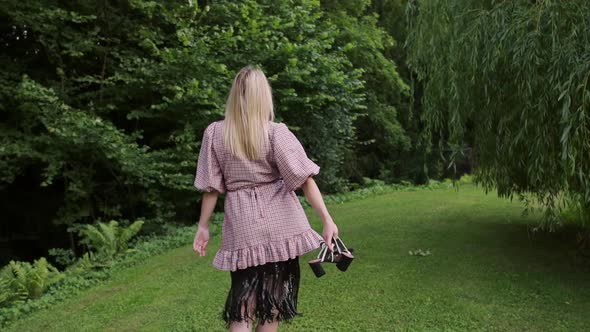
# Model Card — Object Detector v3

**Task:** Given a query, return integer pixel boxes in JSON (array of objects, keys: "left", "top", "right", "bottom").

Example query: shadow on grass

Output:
[{"left": 412, "top": 212, "right": 590, "bottom": 280}]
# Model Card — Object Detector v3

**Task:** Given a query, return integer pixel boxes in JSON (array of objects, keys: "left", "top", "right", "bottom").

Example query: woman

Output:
[{"left": 192, "top": 65, "right": 340, "bottom": 332}]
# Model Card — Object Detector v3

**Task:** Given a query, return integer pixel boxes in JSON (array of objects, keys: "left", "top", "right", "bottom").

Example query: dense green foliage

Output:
[
  {"left": 1, "top": 0, "right": 413, "bottom": 255},
  {"left": 0, "top": 257, "right": 64, "bottom": 307},
  {"left": 320, "top": 0, "right": 412, "bottom": 182},
  {"left": 5, "top": 185, "right": 590, "bottom": 331},
  {"left": 406, "top": 0, "right": 590, "bottom": 229},
  {"left": 76, "top": 219, "right": 144, "bottom": 263}
]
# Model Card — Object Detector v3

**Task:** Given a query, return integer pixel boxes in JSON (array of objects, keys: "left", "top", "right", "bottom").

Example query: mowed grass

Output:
[{"left": 4, "top": 184, "right": 590, "bottom": 332}]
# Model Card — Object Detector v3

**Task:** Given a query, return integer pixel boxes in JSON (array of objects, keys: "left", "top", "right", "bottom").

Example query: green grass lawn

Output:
[{"left": 4, "top": 184, "right": 590, "bottom": 332}]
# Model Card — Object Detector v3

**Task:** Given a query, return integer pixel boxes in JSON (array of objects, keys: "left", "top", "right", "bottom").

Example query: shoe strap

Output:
[
  {"left": 318, "top": 241, "right": 335, "bottom": 262},
  {"left": 334, "top": 237, "right": 350, "bottom": 254},
  {"left": 332, "top": 238, "right": 343, "bottom": 254},
  {"left": 317, "top": 242, "right": 327, "bottom": 260}
]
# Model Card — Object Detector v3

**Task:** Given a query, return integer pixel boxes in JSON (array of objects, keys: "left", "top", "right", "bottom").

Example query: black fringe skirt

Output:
[{"left": 221, "top": 256, "right": 302, "bottom": 327}]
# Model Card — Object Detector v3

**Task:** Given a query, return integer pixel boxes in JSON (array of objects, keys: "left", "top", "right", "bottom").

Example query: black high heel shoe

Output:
[
  {"left": 333, "top": 237, "right": 355, "bottom": 272},
  {"left": 308, "top": 238, "right": 355, "bottom": 278},
  {"left": 308, "top": 241, "right": 331, "bottom": 278}
]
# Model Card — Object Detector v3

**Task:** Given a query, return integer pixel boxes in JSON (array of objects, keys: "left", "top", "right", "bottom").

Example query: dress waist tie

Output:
[{"left": 226, "top": 179, "right": 282, "bottom": 221}]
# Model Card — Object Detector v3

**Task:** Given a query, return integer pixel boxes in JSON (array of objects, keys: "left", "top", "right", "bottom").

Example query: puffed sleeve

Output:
[
  {"left": 272, "top": 123, "right": 320, "bottom": 192},
  {"left": 193, "top": 122, "right": 226, "bottom": 193}
]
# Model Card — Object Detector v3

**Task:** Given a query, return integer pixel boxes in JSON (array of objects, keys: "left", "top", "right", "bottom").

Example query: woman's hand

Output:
[
  {"left": 322, "top": 217, "right": 339, "bottom": 252},
  {"left": 193, "top": 225, "right": 210, "bottom": 257},
  {"left": 301, "top": 177, "right": 339, "bottom": 251}
]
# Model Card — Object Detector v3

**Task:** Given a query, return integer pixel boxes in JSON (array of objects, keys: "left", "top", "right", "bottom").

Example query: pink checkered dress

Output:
[{"left": 193, "top": 120, "right": 324, "bottom": 271}]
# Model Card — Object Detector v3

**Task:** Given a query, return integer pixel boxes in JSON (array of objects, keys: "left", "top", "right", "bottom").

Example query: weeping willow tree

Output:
[{"left": 406, "top": 0, "right": 590, "bottom": 230}]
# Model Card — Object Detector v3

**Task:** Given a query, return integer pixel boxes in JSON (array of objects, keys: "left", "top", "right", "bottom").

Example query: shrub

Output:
[
  {"left": 47, "top": 248, "right": 77, "bottom": 268},
  {"left": 0, "top": 258, "right": 64, "bottom": 306},
  {"left": 75, "top": 219, "right": 144, "bottom": 265}
]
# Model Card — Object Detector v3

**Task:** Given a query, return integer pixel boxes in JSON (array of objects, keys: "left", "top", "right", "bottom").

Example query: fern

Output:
[
  {"left": 0, "top": 258, "right": 64, "bottom": 306},
  {"left": 77, "top": 219, "right": 144, "bottom": 264},
  {"left": 118, "top": 220, "right": 144, "bottom": 253},
  {"left": 98, "top": 221, "right": 117, "bottom": 257},
  {"left": 0, "top": 277, "right": 12, "bottom": 306}
]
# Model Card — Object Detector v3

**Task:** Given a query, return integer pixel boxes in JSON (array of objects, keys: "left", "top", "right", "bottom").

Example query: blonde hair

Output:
[{"left": 223, "top": 65, "right": 275, "bottom": 160}]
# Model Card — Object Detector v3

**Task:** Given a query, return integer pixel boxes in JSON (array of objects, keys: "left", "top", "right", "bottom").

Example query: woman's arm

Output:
[
  {"left": 301, "top": 177, "right": 338, "bottom": 251},
  {"left": 198, "top": 191, "right": 219, "bottom": 228},
  {"left": 194, "top": 191, "right": 219, "bottom": 256}
]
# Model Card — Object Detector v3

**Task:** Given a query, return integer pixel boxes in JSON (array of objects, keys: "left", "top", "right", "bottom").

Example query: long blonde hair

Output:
[{"left": 223, "top": 65, "right": 275, "bottom": 160}]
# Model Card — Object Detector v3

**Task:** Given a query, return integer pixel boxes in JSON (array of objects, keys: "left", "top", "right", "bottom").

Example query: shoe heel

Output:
[
  {"left": 309, "top": 262, "right": 326, "bottom": 277},
  {"left": 336, "top": 255, "right": 353, "bottom": 272},
  {"left": 308, "top": 242, "right": 328, "bottom": 278},
  {"left": 333, "top": 238, "right": 354, "bottom": 272}
]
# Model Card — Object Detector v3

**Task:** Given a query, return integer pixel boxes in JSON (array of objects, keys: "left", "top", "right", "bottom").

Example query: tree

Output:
[
  {"left": 406, "top": 0, "right": 590, "bottom": 229},
  {"left": 320, "top": 0, "right": 413, "bottom": 184}
]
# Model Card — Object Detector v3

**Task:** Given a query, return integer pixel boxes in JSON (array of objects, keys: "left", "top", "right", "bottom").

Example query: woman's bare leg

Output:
[
  {"left": 230, "top": 320, "right": 253, "bottom": 332},
  {"left": 229, "top": 298, "right": 256, "bottom": 332},
  {"left": 255, "top": 320, "right": 278, "bottom": 332},
  {"left": 254, "top": 305, "right": 279, "bottom": 332}
]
